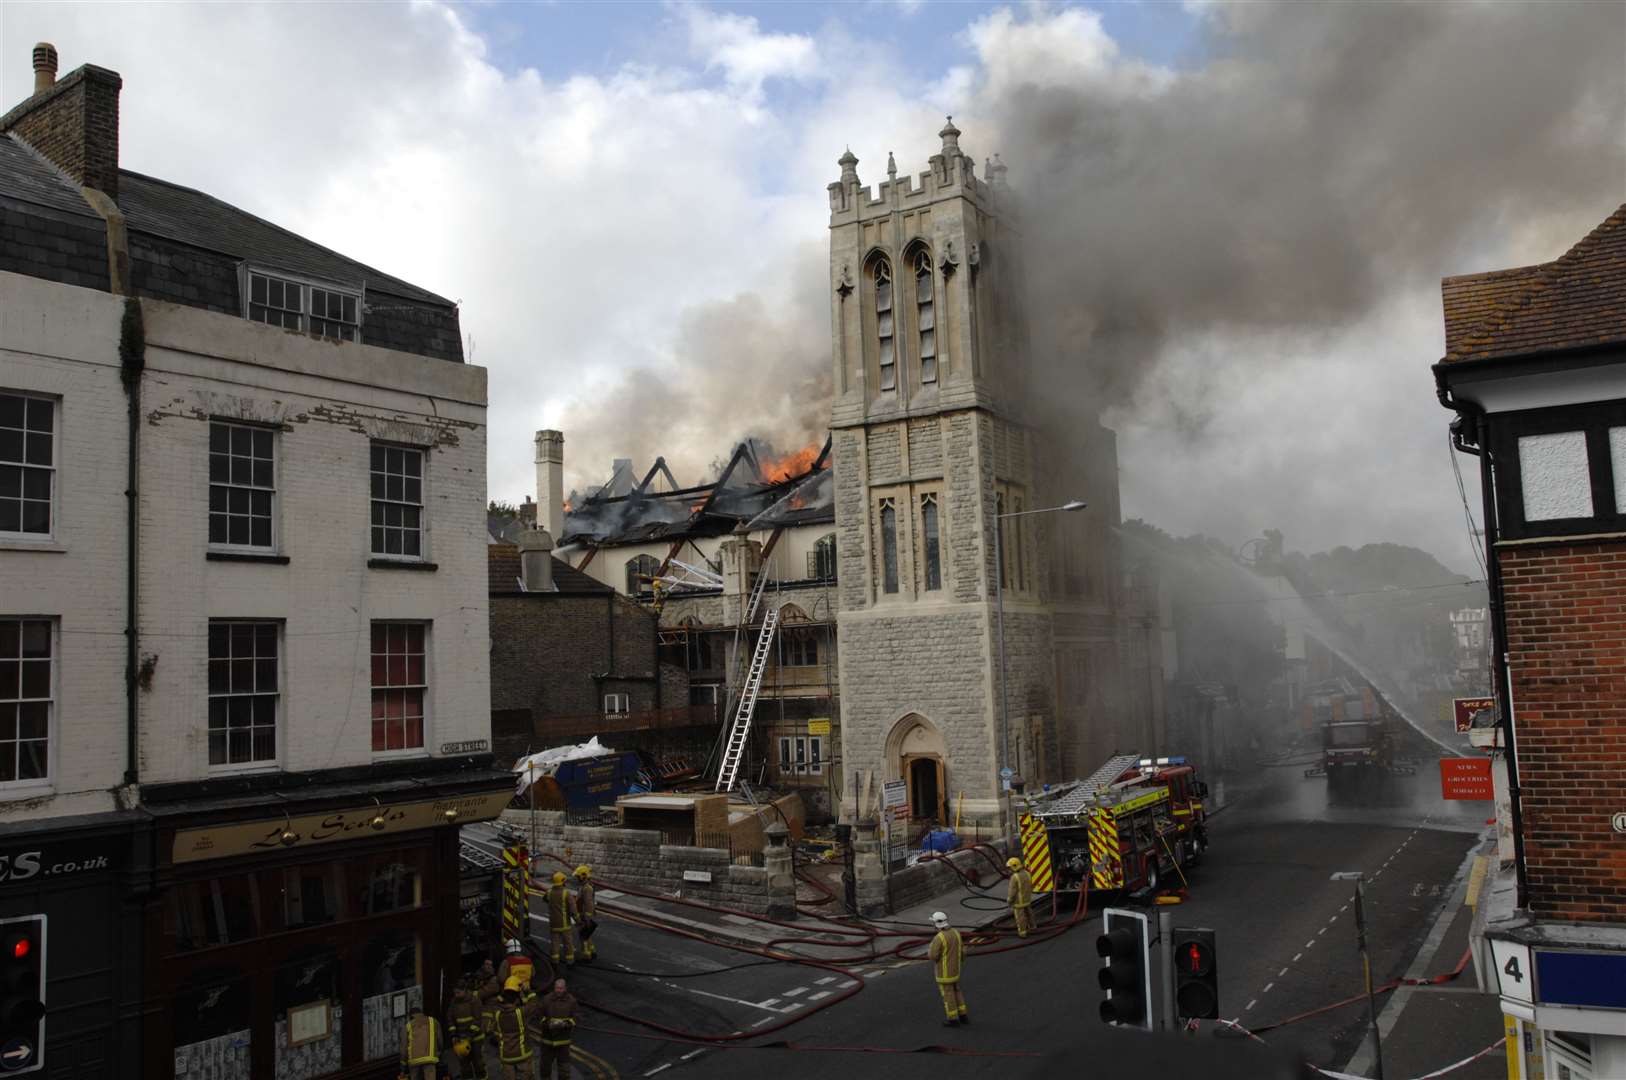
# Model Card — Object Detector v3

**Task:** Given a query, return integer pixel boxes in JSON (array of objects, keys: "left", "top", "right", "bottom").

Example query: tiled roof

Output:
[
  {"left": 1441, "top": 203, "right": 1626, "bottom": 364},
  {"left": 488, "top": 543, "right": 613, "bottom": 596},
  {"left": 116, "top": 171, "right": 452, "bottom": 306},
  {"left": 0, "top": 134, "right": 98, "bottom": 218}
]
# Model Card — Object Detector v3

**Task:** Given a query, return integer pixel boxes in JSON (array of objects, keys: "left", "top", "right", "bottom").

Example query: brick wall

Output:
[
  {"left": 490, "top": 592, "right": 664, "bottom": 729},
  {"left": 1499, "top": 539, "right": 1626, "bottom": 921},
  {"left": 1, "top": 66, "right": 122, "bottom": 199}
]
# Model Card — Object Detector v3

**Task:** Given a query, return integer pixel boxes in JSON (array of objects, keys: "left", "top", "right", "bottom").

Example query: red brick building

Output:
[{"left": 1436, "top": 203, "right": 1626, "bottom": 1079}]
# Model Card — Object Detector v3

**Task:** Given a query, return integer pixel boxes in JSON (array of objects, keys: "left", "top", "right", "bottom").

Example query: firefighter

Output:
[
  {"left": 476, "top": 958, "right": 503, "bottom": 1035},
  {"left": 537, "top": 976, "right": 579, "bottom": 1079},
  {"left": 490, "top": 978, "right": 542, "bottom": 1080},
  {"left": 1006, "top": 857, "right": 1034, "bottom": 938},
  {"left": 498, "top": 939, "right": 536, "bottom": 999},
  {"left": 927, "top": 911, "right": 969, "bottom": 1026},
  {"left": 545, "top": 871, "right": 577, "bottom": 965},
  {"left": 399, "top": 1002, "right": 443, "bottom": 1080},
  {"left": 447, "top": 983, "right": 488, "bottom": 1079},
  {"left": 573, "top": 866, "right": 597, "bottom": 962}
]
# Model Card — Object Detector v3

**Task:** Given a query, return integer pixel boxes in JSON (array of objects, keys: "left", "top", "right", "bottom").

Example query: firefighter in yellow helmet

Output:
[
  {"left": 1007, "top": 857, "right": 1035, "bottom": 938},
  {"left": 489, "top": 978, "right": 543, "bottom": 1080},
  {"left": 927, "top": 911, "right": 969, "bottom": 1026},
  {"left": 573, "top": 865, "right": 598, "bottom": 962},
  {"left": 497, "top": 939, "right": 536, "bottom": 1001},
  {"left": 546, "top": 871, "right": 577, "bottom": 965},
  {"left": 537, "top": 976, "right": 579, "bottom": 1079},
  {"left": 446, "top": 983, "right": 487, "bottom": 1079},
  {"left": 399, "top": 1001, "right": 443, "bottom": 1080}
]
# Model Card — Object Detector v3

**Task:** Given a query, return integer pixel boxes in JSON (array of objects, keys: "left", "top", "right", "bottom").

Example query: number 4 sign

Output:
[{"left": 1490, "top": 938, "right": 1534, "bottom": 1005}]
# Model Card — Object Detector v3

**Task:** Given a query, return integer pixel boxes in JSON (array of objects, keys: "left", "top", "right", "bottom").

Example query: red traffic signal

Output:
[
  {"left": 1172, "top": 927, "right": 1219, "bottom": 1020},
  {"left": 1181, "top": 939, "right": 1213, "bottom": 976},
  {"left": 7, "top": 936, "right": 29, "bottom": 962}
]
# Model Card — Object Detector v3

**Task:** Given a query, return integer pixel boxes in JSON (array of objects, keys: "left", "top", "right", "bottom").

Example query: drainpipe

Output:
[
  {"left": 1437, "top": 377, "right": 1526, "bottom": 906},
  {"left": 119, "top": 297, "right": 144, "bottom": 788}
]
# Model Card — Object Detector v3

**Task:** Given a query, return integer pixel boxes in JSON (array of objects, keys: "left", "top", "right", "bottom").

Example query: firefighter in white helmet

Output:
[
  {"left": 1007, "top": 857, "right": 1034, "bottom": 938},
  {"left": 927, "top": 911, "right": 969, "bottom": 1026}
]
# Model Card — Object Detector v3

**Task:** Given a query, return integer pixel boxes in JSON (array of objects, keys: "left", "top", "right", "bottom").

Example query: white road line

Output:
[
  {"left": 815, "top": 976, "right": 837, "bottom": 985},
  {"left": 1305, "top": 940, "right": 1316, "bottom": 949},
  {"left": 644, "top": 1065, "right": 673, "bottom": 1077},
  {"left": 680, "top": 1050, "right": 705, "bottom": 1062},
  {"left": 1278, "top": 967, "right": 1288, "bottom": 977},
  {"left": 1317, "top": 927, "right": 1327, "bottom": 936},
  {"left": 779, "top": 1005, "right": 801, "bottom": 1013},
  {"left": 809, "top": 990, "right": 832, "bottom": 1001},
  {"left": 683, "top": 987, "right": 786, "bottom": 1013},
  {"left": 1340, "top": 904, "right": 1349, "bottom": 913},
  {"left": 783, "top": 988, "right": 808, "bottom": 997},
  {"left": 841, "top": 980, "right": 859, "bottom": 988},
  {"left": 757, "top": 998, "right": 781, "bottom": 1008},
  {"left": 750, "top": 1017, "right": 776, "bottom": 1029},
  {"left": 1246, "top": 999, "right": 1258, "bottom": 1011},
  {"left": 1263, "top": 982, "right": 1275, "bottom": 994},
  {"left": 1329, "top": 915, "right": 1338, "bottom": 923},
  {"left": 1293, "top": 952, "right": 1303, "bottom": 962}
]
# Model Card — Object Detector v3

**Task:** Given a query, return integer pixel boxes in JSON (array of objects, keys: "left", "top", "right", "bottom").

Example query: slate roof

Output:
[
  {"left": 1441, "top": 203, "right": 1626, "bottom": 364},
  {"left": 488, "top": 543, "right": 613, "bottom": 596},
  {"left": 0, "top": 134, "right": 100, "bottom": 218}
]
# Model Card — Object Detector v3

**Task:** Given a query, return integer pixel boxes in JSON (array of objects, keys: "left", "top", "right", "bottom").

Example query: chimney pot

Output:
[
  {"left": 516, "top": 528, "right": 556, "bottom": 592},
  {"left": 32, "top": 43, "right": 58, "bottom": 94}
]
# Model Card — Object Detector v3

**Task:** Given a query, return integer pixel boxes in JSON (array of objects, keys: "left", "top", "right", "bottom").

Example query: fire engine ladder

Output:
[
  {"left": 1083, "top": 752, "right": 1145, "bottom": 792},
  {"left": 715, "top": 601, "right": 783, "bottom": 792}
]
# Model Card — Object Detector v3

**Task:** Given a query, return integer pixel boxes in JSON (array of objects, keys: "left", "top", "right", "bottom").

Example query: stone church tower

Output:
[{"left": 829, "top": 121, "right": 1160, "bottom": 831}]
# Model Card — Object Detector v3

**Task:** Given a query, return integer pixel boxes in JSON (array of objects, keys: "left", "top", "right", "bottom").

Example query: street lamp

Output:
[
  {"left": 1331, "top": 871, "right": 1384, "bottom": 1080},
  {"left": 994, "top": 499, "right": 1087, "bottom": 833}
]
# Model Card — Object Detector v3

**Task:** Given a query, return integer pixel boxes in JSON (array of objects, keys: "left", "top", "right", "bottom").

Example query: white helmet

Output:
[
  {"left": 931, "top": 911, "right": 950, "bottom": 929},
  {"left": 505, "top": 938, "right": 523, "bottom": 954}
]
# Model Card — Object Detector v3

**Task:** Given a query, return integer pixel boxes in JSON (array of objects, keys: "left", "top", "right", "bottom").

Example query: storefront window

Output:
[
  {"left": 173, "top": 969, "right": 251, "bottom": 1080},
  {"left": 274, "top": 947, "right": 341, "bottom": 1080},
  {"left": 359, "top": 850, "right": 422, "bottom": 915},
  {"left": 361, "top": 930, "right": 422, "bottom": 1060},
  {"left": 274, "top": 864, "right": 343, "bottom": 931},
  {"left": 169, "top": 875, "right": 260, "bottom": 953}
]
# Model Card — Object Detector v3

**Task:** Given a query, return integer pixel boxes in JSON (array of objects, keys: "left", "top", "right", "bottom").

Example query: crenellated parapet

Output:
[{"left": 828, "top": 117, "right": 1000, "bottom": 222}]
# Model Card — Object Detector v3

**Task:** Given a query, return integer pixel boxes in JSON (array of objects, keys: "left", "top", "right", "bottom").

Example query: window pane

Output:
[
  {"left": 1612, "top": 428, "right": 1626, "bottom": 514},
  {"left": 0, "top": 432, "right": 19, "bottom": 464},
  {"left": 1517, "top": 431, "right": 1592, "bottom": 521},
  {"left": 881, "top": 504, "right": 899, "bottom": 594},
  {"left": 25, "top": 433, "right": 50, "bottom": 467},
  {"left": 923, "top": 498, "right": 941, "bottom": 591},
  {"left": 0, "top": 396, "right": 22, "bottom": 429}
]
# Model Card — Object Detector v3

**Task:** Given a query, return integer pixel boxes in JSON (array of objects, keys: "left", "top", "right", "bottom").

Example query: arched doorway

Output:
[{"left": 885, "top": 714, "right": 947, "bottom": 825}]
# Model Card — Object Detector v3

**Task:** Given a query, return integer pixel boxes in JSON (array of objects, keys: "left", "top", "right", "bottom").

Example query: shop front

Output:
[{"left": 144, "top": 785, "right": 511, "bottom": 1079}]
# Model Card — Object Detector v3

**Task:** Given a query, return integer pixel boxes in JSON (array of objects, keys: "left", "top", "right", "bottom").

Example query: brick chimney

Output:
[
  {"left": 534, "top": 430, "right": 564, "bottom": 540},
  {"left": 2, "top": 44, "right": 123, "bottom": 200}
]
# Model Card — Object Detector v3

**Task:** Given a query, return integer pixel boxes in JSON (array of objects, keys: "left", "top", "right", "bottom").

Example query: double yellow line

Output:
[{"left": 571, "top": 1043, "right": 618, "bottom": 1078}]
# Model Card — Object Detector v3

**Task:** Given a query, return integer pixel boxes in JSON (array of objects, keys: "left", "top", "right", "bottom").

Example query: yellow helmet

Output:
[
  {"left": 504, "top": 976, "right": 523, "bottom": 992},
  {"left": 1007, "top": 857, "right": 1022, "bottom": 869},
  {"left": 574, "top": 865, "right": 591, "bottom": 880},
  {"left": 453, "top": 1038, "right": 472, "bottom": 1059},
  {"left": 552, "top": 870, "right": 567, "bottom": 885}
]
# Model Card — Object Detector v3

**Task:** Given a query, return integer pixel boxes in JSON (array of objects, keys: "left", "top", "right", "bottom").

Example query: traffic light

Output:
[
  {"left": 1173, "top": 926, "right": 1219, "bottom": 1020},
  {"left": 1097, "top": 907, "right": 1150, "bottom": 1029},
  {"left": 0, "top": 915, "right": 45, "bottom": 1073}
]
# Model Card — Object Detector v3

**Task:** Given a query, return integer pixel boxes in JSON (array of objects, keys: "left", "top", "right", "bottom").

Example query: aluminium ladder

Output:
[{"left": 715, "top": 601, "right": 783, "bottom": 792}]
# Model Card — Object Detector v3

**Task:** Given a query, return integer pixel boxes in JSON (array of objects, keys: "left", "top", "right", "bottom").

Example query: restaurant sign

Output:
[{"left": 172, "top": 789, "right": 513, "bottom": 864}]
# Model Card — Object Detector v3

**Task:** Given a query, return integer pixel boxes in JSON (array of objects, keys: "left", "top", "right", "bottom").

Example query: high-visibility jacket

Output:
[
  {"left": 1008, "top": 869, "right": 1034, "bottom": 909},
  {"left": 538, "top": 990, "right": 579, "bottom": 1047},
  {"left": 448, "top": 992, "right": 484, "bottom": 1039},
  {"left": 492, "top": 999, "right": 542, "bottom": 1063},
  {"left": 546, "top": 884, "right": 575, "bottom": 931},
  {"left": 576, "top": 881, "right": 596, "bottom": 920},
  {"left": 402, "top": 1014, "right": 442, "bottom": 1066},
  {"left": 928, "top": 928, "right": 964, "bottom": 984}
]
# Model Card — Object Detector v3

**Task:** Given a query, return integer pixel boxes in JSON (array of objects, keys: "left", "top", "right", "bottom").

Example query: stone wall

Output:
[
  {"left": 886, "top": 838, "right": 1013, "bottom": 913},
  {"left": 507, "top": 810, "right": 775, "bottom": 915}
]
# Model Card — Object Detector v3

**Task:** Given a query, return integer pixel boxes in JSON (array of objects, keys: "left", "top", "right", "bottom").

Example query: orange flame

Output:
[{"left": 761, "top": 443, "right": 820, "bottom": 483}]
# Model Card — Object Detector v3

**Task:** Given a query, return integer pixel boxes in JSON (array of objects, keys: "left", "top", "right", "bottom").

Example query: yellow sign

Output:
[
  {"left": 808, "top": 718, "right": 832, "bottom": 736},
  {"left": 172, "top": 789, "right": 512, "bottom": 864},
  {"left": 1018, "top": 813, "right": 1054, "bottom": 893}
]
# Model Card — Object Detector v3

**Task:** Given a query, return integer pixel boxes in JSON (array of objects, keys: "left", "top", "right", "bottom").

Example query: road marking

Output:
[
  {"left": 815, "top": 976, "right": 837, "bottom": 985},
  {"left": 809, "top": 990, "right": 832, "bottom": 1001},
  {"left": 683, "top": 987, "right": 787, "bottom": 1013},
  {"left": 1246, "top": 999, "right": 1257, "bottom": 1011},
  {"left": 1305, "top": 939, "right": 1316, "bottom": 949},
  {"left": 681, "top": 1050, "right": 705, "bottom": 1062},
  {"left": 1278, "top": 967, "right": 1288, "bottom": 977},
  {"left": 1340, "top": 904, "right": 1349, "bottom": 913},
  {"left": 1329, "top": 915, "right": 1338, "bottom": 923},
  {"left": 783, "top": 987, "right": 808, "bottom": 997},
  {"left": 1317, "top": 927, "right": 1327, "bottom": 936},
  {"left": 841, "top": 980, "right": 859, "bottom": 988},
  {"left": 751, "top": 1017, "right": 776, "bottom": 1029},
  {"left": 643, "top": 1065, "right": 672, "bottom": 1077},
  {"left": 757, "top": 998, "right": 781, "bottom": 1008},
  {"left": 1263, "top": 982, "right": 1275, "bottom": 994},
  {"left": 1293, "top": 952, "right": 1303, "bottom": 962}
]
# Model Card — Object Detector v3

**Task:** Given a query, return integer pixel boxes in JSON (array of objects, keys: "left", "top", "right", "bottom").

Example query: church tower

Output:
[{"left": 829, "top": 121, "right": 1062, "bottom": 830}]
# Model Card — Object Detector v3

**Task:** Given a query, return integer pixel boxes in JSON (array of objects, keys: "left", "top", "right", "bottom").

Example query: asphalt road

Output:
[{"left": 526, "top": 748, "right": 1489, "bottom": 1079}]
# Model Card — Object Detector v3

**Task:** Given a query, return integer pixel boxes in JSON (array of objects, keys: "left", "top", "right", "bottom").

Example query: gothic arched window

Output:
[
  {"left": 872, "top": 258, "right": 896, "bottom": 391},
  {"left": 913, "top": 248, "right": 937, "bottom": 384}
]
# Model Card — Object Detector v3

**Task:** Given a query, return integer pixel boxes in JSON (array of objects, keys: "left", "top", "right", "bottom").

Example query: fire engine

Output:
[{"left": 1026, "top": 754, "right": 1209, "bottom": 894}]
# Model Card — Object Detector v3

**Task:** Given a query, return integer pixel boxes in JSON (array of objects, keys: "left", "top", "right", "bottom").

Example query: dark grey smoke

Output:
[{"left": 998, "top": 0, "right": 1626, "bottom": 414}]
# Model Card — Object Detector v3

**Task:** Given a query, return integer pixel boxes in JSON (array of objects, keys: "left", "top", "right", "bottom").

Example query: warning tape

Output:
[{"left": 1216, "top": 1019, "right": 1503, "bottom": 1080}]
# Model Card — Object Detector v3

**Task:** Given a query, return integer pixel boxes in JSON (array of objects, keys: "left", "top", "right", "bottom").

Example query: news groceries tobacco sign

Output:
[{"left": 171, "top": 790, "right": 513, "bottom": 864}]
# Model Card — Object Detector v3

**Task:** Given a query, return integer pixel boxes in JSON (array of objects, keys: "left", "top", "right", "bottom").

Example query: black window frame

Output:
[{"left": 1489, "top": 398, "right": 1626, "bottom": 541}]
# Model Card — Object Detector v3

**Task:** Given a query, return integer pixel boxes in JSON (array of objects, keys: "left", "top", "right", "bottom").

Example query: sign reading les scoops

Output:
[{"left": 1439, "top": 757, "right": 1494, "bottom": 801}]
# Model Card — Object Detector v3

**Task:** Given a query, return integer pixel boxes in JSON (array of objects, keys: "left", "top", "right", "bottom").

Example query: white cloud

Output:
[
  {"left": 964, "top": 5, "right": 1173, "bottom": 99},
  {"left": 676, "top": 3, "right": 819, "bottom": 96}
]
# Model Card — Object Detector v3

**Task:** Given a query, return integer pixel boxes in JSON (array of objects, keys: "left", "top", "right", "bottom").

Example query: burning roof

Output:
[{"left": 561, "top": 436, "right": 833, "bottom": 547}]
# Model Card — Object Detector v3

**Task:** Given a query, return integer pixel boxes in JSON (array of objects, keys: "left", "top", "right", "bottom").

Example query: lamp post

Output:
[
  {"left": 993, "top": 499, "right": 1087, "bottom": 836},
  {"left": 1331, "top": 871, "right": 1384, "bottom": 1080}
]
